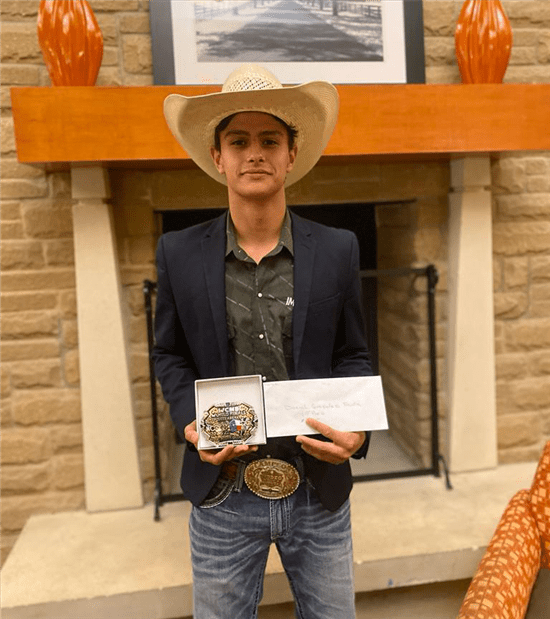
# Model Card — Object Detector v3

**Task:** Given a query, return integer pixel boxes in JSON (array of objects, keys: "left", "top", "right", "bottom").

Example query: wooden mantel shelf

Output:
[{"left": 10, "top": 83, "right": 550, "bottom": 168}]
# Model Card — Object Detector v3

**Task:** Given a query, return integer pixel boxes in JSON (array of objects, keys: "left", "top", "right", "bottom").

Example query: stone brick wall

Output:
[
  {"left": 1, "top": 0, "right": 154, "bottom": 566},
  {"left": 423, "top": 0, "right": 550, "bottom": 84},
  {"left": 1, "top": 0, "right": 549, "bottom": 565},
  {"left": 423, "top": 0, "right": 550, "bottom": 465},
  {"left": 493, "top": 154, "right": 550, "bottom": 463},
  {"left": 376, "top": 182, "right": 448, "bottom": 467}
]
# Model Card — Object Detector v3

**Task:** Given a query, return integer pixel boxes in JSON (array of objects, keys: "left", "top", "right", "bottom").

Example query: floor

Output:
[
  {"left": 3, "top": 460, "right": 537, "bottom": 619},
  {"left": 350, "top": 430, "right": 419, "bottom": 476},
  {"left": 256, "top": 580, "right": 471, "bottom": 619}
]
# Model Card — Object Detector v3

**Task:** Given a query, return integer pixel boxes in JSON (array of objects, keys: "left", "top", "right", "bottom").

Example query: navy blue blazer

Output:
[{"left": 153, "top": 212, "right": 372, "bottom": 511}]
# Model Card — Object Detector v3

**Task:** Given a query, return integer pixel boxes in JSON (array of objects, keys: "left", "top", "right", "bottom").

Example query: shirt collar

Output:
[{"left": 225, "top": 210, "right": 294, "bottom": 258}]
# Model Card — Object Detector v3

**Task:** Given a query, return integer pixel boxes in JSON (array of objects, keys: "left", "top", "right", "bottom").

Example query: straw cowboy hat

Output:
[{"left": 163, "top": 64, "right": 339, "bottom": 187}]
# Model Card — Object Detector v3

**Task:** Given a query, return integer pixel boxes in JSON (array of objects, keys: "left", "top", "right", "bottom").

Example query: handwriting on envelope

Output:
[{"left": 263, "top": 376, "right": 388, "bottom": 437}]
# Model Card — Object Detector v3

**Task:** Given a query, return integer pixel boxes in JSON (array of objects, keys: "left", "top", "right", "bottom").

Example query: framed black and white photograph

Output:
[{"left": 150, "top": 0, "right": 425, "bottom": 85}]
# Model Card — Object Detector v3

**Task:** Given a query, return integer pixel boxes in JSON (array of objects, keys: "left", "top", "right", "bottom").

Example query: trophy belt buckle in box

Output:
[
  {"left": 200, "top": 401, "right": 257, "bottom": 446},
  {"left": 195, "top": 375, "right": 267, "bottom": 450}
]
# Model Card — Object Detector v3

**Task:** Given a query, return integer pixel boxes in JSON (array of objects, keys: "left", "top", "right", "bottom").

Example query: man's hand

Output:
[
  {"left": 296, "top": 418, "right": 366, "bottom": 465},
  {"left": 184, "top": 420, "right": 258, "bottom": 466}
]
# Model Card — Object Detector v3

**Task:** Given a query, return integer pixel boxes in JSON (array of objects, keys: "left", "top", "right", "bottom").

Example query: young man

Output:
[{"left": 154, "top": 64, "right": 372, "bottom": 618}]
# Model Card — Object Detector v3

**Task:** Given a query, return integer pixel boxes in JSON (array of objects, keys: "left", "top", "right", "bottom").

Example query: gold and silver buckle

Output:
[{"left": 244, "top": 458, "right": 300, "bottom": 500}]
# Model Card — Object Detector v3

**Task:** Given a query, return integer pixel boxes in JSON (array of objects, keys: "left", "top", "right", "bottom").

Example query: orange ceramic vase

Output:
[
  {"left": 455, "top": 0, "right": 512, "bottom": 83},
  {"left": 37, "top": 0, "right": 103, "bottom": 86}
]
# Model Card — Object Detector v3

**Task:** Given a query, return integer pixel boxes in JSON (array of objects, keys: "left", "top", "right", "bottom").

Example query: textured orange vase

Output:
[
  {"left": 37, "top": 0, "right": 103, "bottom": 86},
  {"left": 455, "top": 0, "right": 513, "bottom": 83}
]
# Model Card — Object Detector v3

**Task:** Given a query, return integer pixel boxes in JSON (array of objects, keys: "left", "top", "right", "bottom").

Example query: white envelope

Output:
[{"left": 264, "top": 376, "right": 388, "bottom": 437}]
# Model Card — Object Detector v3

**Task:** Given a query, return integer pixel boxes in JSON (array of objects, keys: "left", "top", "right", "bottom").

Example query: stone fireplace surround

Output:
[
  {"left": 72, "top": 154, "right": 492, "bottom": 512},
  {"left": 10, "top": 83, "right": 550, "bottom": 512}
]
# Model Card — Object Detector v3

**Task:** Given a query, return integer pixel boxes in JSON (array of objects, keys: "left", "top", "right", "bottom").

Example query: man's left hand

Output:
[{"left": 296, "top": 418, "right": 366, "bottom": 465}]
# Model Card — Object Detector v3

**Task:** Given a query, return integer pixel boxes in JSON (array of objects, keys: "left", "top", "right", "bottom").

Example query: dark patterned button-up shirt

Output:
[
  {"left": 225, "top": 211, "right": 300, "bottom": 459},
  {"left": 225, "top": 211, "right": 294, "bottom": 381}
]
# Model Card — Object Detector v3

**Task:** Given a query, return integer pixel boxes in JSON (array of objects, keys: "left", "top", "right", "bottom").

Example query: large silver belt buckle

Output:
[
  {"left": 244, "top": 458, "right": 300, "bottom": 500},
  {"left": 200, "top": 401, "right": 258, "bottom": 447}
]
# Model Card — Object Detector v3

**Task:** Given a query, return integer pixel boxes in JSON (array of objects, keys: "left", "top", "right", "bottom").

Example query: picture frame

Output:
[{"left": 149, "top": 0, "right": 425, "bottom": 85}]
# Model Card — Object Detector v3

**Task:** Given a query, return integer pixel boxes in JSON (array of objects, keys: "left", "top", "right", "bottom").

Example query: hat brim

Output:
[{"left": 164, "top": 82, "right": 339, "bottom": 187}]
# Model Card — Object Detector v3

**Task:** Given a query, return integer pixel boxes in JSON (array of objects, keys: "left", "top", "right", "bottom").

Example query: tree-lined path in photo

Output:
[{"left": 195, "top": 0, "right": 383, "bottom": 62}]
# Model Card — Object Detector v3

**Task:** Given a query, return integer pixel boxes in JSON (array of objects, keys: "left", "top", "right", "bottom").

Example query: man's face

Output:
[{"left": 210, "top": 112, "right": 297, "bottom": 201}]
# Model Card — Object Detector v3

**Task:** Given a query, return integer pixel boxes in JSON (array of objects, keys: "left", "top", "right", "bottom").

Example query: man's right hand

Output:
[{"left": 184, "top": 420, "right": 258, "bottom": 465}]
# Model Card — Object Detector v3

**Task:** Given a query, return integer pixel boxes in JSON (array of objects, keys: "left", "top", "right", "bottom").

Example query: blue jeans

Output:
[{"left": 189, "top": 481, "right": 355, "bottom": 619}]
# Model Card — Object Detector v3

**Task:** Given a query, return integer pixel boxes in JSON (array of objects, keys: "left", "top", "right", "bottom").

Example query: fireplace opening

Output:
[{"left": 146, "top": 200, "right": 446, "bottom": 515}]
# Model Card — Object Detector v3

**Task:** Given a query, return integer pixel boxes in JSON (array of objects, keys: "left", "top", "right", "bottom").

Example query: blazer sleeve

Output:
[
  {"left": 331, "top": 231, "right": 372, "bottom": 379},
  {"left": 152, "top": 234, "right": 197, "bottom": 440},
  {"left": 331, "top": 231, "right": 372, "bottom": 460}
]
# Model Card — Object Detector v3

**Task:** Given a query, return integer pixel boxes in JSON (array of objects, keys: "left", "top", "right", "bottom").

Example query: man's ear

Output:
[
  {"left": 287, "top": 145, "right": 298, "bottom": 173},
  {"left": 210, "top": 146, "right": 224, "bottom": 174}
]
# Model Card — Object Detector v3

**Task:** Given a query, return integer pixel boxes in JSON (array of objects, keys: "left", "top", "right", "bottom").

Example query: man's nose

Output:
[{"left": 247, "top": 142, "right": 264, "bottom": 161}]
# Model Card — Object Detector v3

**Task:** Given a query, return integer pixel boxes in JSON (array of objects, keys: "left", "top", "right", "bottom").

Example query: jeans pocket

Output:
[{"left": 199, "top": 475, "right": 235, "bottom": 509}]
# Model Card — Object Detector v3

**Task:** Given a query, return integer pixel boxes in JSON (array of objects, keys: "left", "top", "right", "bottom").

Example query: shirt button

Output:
[
  {"left": 257, "top": 292, "right": 263, "bottom": 298},
  {"left": 258, "top": 333, "right": 264, "bottom": 340},
  {"left": 262, "top": 376, "right": 267, "bottom": 382}
]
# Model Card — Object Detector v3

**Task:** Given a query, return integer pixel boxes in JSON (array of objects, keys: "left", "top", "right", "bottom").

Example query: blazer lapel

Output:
[
  {"left": 201, "top": 214, "right": 229, "bottom": 374},
  {"left": 292, "top": 214, "right": 316, "bottom": 371}
]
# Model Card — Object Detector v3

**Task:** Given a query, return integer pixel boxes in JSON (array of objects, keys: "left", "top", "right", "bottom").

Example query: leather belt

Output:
[{"left": 221, "top": 457, "right": 302, "bottom": 500}]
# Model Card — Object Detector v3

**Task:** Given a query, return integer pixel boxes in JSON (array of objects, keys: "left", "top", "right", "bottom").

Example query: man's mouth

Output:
[{"left": 242, "top": 169, "right": 270, "bottom": 176}]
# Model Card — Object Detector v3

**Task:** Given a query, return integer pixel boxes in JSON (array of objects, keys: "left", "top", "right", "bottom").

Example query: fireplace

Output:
[{"left": 14, "top": 83, "right": 544, "bottom": 512}]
